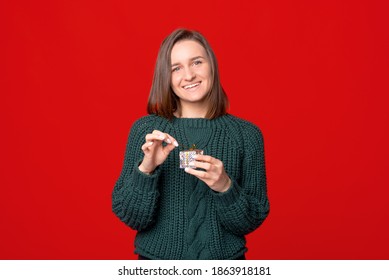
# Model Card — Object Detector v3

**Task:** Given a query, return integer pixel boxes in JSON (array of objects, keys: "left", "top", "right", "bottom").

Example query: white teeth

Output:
[{"left": 184, "top": 83, "right": 199, "bottom": 89}]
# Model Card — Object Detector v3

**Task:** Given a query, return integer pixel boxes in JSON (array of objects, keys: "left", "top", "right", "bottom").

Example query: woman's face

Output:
[{"left": 170, "top": 40, "right": 212, "bottom": 109}]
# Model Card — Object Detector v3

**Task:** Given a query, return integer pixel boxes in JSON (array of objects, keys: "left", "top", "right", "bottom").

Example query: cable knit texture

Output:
[{"left": 112, "top": 114, "right": 269, "bottom": 259}]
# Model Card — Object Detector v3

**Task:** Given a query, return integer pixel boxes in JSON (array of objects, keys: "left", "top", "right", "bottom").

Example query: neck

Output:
[{"left": 175, "top": 102, "right": 209, "bottom": 118}]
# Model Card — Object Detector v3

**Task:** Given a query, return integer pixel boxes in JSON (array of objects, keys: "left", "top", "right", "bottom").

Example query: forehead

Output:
[{"left": 171, "top": 40, "right": 207, "bottom": 63}]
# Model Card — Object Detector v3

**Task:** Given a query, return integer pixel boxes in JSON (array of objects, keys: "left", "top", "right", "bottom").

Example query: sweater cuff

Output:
[
  {"left": 132, "top": 160, "right": 161, "bottom": 193},
  {"left": 212, "top": 179, "right": 242, "bottom": 207}
]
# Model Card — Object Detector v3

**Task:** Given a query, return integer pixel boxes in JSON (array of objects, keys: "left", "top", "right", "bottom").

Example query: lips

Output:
[{"left": 183, "top": 82, "right": 201, "bottom": 90}]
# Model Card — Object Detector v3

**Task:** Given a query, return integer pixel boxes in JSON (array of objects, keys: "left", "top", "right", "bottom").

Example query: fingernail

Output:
[
  {"left": 159, "top": 135, "right": 165, "bottom": 140},
  {"left": 166, "top": 138, "right": 171, "bottom": 144},
  {"left": 148, "top": 141, "right": 154, "bottom": 146},
  {"left": 174, "top": 141, "right": 179, "bottom": 147},
  {"left": 184, "top": 167, "right": 189, "bottom": 172},
  {"left": 189, "top": 161, "right": 196, "bottom": 167},
  {"left": 193, "top": 155, "right": 197, "bottom": 159}
]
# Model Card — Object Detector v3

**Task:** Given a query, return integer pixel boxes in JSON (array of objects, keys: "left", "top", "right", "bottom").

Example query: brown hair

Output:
[{"left": 147, "top": 29, "right": 229, "bottom": 119}]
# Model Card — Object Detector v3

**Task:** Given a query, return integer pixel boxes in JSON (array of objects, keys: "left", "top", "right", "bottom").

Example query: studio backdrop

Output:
[{"left": 2, "top": 0, "right": 389, "bottom": 259}]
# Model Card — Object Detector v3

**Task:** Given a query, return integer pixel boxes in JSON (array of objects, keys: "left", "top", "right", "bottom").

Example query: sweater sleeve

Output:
[
  {"left": 111, "top": 117, "right": 161, "bottom": 231},
  {"left": 212, "top": 123, "right": 269, "bottom": 236}
]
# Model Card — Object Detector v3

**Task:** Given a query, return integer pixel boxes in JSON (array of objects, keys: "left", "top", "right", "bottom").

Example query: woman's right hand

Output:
[{"left": 138, "top": 130, "right": 179, "bottom": 174}]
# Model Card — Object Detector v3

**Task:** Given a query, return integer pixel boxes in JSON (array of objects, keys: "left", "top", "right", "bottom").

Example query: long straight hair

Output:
[{"left": 147, "top": 29, "right": 229, "bottom": 119}]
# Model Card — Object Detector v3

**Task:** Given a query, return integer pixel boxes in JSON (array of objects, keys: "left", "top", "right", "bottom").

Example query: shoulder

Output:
[
  {"left": 219, "top": 114, "right": 265, "bottom": 156},
  {"left": 130, "top": 114, "right": 170, "bottom": 133},
  {"left": 221, "top": 114, "right": 264, "bottom": 139}
]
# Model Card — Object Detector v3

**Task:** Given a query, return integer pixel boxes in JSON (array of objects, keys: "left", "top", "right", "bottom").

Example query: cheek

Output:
[
  {"left": 201, "top": 66, "right": 212, "bottom": 80},
  {"left": 171, "top": 75, "right": 181, "bottom": 88},
  {"left": 203, "top": 69, "right": 212, "bottom": 91}
]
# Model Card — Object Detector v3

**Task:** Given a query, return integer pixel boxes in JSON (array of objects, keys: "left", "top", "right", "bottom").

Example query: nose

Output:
[{"left": 184, "top": 67, "right": 195, "bottom": 81}]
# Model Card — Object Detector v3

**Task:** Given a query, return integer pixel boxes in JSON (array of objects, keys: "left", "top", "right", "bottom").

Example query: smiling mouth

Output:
[{"left": 183, "top": 82, "right": 201, "bottom": 89}]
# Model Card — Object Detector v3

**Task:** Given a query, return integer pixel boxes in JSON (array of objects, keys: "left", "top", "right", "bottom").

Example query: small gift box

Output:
[{"left": 179, "top": 144, "right": 203, "bottom": 169}]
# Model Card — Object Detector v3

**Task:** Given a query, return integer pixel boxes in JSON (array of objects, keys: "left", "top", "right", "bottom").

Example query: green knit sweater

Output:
[{"left": 112, "top": 114, "right": 269, "bottom": 259}]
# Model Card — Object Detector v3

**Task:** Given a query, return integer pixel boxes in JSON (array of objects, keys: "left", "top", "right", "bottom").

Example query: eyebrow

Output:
[{"left": 171, "top": 56, "right": 205, "bottom": 67}]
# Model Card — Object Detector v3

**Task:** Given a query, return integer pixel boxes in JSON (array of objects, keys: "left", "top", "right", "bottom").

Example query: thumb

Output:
[{"left": 163, "top": 141, "right": 178, "bottom": 155}]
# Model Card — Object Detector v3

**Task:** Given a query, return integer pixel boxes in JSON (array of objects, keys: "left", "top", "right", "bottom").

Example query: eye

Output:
[
  {"left": 172, "top": 66, "right": 181, "bottom": 72},
  {"left": 193, "top": 60, "right": 202, "bottom": 66}
]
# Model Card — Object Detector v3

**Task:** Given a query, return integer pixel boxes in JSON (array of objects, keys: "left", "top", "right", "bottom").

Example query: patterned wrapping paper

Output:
[{"left": 179, "top": 149, "right": 204, "bottom": 169}]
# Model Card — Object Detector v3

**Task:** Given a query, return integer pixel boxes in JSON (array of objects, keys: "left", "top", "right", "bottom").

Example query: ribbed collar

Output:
[{"left": 171, "top": 114, "right": 230, "bottom": 128}]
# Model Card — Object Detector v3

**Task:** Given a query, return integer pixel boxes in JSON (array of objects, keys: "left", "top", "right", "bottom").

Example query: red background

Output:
[{"left": 2, "top": 0, "right": 389, "bottom": 259}]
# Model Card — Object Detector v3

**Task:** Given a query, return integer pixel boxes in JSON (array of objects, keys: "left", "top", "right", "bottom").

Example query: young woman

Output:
[{"left": 112, "top": 29, "right": 269, "bottom": 260}]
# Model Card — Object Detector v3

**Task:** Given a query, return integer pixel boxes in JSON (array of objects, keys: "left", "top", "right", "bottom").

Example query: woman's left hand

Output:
[{"left": 184, "top": 154, "right": 231, "bottom": 193}]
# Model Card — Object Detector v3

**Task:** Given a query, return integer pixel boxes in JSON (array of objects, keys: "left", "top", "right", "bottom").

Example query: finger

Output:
[
  {"left": 141, "top": 141, "right": 154, "bottom": 152},
  {"left": 163, "top": 142, "right": 178, "bottom": 155},
  {"left": 155, "top": 132, "right": 179, "bottom": 146},
  {"left": 151, "top": 130, "right": 170, "bottom": 142},
  {"left": 152, "top": 129, "right": 164, "bottom": 135},
  {"left": 184, "top": 167, "right": 208, "bottom": 179},
  {"left": 147, "top": 131, "right": 179, "bottom": 146},
  {"left": 146, "top": 133, "right": 165, "bottom": 142},
  {"left": 163, "top": 133, "right": 179, "bottom": 147},
  {"left": 161, "top": 133, "right": 179, "bottom": 154},
  {"left": 190, "top": 160, "right": 212, "bottom": 171}
]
